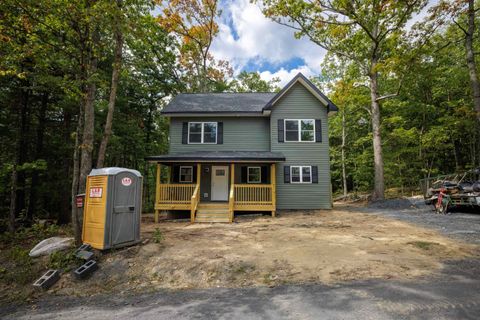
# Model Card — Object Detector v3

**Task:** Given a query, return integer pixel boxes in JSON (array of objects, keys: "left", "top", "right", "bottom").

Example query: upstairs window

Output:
[
  {"left": 291, "top": 166, "right": 312, "bottom": 183},
  {"left": 188, "top": 122, "right": 217, "bottom": 144},
  {"left": 284, "top": 119, "right": 315, "bottom": 142}
]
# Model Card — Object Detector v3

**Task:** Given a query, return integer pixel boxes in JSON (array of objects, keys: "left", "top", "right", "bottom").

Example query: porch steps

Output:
[{"left": 195, "top": 203, "right": 230, "bottom": 223}]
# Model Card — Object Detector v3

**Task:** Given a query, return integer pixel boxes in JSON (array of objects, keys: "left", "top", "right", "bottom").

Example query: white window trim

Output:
[
  {"left": 290, "top": 166, "right": 312, "bottom": 184},
  {"left": 187, "top": 122, "right": 218, "bottom": 144},
  {"left": 179, "top": 166, "right": 193, "bottom": 183},
  {"left": 247, "top": 166, "right": 261, "bottom": 184},
  {"left": 284, "top": 119, "right": 315, "bottom": 142}
]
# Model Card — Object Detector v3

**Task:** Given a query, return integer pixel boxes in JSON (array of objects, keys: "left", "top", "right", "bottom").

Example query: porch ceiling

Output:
[{"left": 145, "top": 151, "right": 285, "bottom": 163}]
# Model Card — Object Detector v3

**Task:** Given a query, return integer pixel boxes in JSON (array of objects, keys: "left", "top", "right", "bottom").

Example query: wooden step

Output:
[
  {"left": 195, "top": 211, "right": 230, "bottom": 223},
  {"left": 195, "top": 216, "right": 230, "bottom": 223},
  {"left": 196, "top": 208, "right": 229, "bottom": 214},
  {"left": 197, "top": 202, "right": 229, "bottom": 209}
]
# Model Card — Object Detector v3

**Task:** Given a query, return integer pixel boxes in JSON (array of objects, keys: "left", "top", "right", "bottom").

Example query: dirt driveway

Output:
[{"left": 47, "top": 205, "right": 477, "bottom": 297}]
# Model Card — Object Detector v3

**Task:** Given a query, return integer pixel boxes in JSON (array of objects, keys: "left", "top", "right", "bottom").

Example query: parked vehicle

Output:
[{"left": 420, "top": 168, "right": 480, "bottom": 214}]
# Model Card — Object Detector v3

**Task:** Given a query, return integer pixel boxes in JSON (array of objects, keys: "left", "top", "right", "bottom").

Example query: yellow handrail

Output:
[
  {"left": 190, "top": 184, "right": 200, "bottom": 223},
  {"left": 157, "top": 184, "right": 196, "bottom": 204},
  {"left": 234, "top": 184, "right": 273, "bottom": 205},
  {"left": 229, "top": 187, "right": 234, "bottom": 222}
]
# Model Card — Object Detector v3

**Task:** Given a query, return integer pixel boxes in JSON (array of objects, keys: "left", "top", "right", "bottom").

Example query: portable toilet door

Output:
[{"left": 110, "top": 171, "right": 140, "bottom": 246}]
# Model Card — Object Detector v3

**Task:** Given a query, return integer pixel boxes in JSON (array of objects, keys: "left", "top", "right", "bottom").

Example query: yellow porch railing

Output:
[
  {"left": 190, "top": 184, "right": 200, "bottom": 223},
  {"left": 157, "top": 184, "right": 196, "bottom": 204},
  {"left": 233, "top": 184, "right": 274, "bottom": 209}
]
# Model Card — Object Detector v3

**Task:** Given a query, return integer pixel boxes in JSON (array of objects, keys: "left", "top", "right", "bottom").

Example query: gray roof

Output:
[
  {"left": 161, "top": 93, "right": 276, "bottom": 114},
  {"left": 160, "top": 73, "right": 338, "bottom": 115},
  {"left": 145, "top": 151, "right": 285, "bottom": 163},
  {"left": 89, "top": 167, "right": 142, "bottom": 177}
]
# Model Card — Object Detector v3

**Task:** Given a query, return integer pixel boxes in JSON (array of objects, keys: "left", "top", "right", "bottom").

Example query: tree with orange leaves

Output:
[{"left": 157, "top": 0, "right": 232, "bottom": 92}]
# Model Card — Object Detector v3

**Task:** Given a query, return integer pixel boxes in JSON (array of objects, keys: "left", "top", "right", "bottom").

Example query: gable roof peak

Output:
[{"left": 264, "top": 72, "right": 338, "bottom": 113}]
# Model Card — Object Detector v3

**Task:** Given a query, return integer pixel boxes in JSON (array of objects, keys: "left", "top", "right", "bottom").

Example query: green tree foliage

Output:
[
  {"left": 327, "top": 19, "right": 480, "bottom": 196},
  {"left": 228, "top": 71, "right": 281, "bottom": 92},
  {"left": 0, "top": 0, "right": 180, "bottom": 229},
  {"left": 259, "top": 0, "right": 430, "bottom": 200}
]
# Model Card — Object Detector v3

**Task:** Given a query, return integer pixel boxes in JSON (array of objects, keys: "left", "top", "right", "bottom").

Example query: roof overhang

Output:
[
  {"left": 145, "top": 151, "right": 286, "bottom": 164},
  {"left": 161, "top": 111, "right": 269, "bottom": 117},
  {"left": 264, "top": 73, "right": 339, "bottom": 114}
]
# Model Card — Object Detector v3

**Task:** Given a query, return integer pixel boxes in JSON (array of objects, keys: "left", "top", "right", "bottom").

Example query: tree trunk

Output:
[
  {"left": 74, "top": 36, "right": 98, "bottom": 245},
  {"left": 9, "top": 165, "right": 17, "bottom": 233},
  {"left": 78, "top": 41, "right": 98, "bottom": 196},
  {"left": 341, "top": 109, "right": 348, "bottom": 198},
  {"left": 71, "top": 95, "right": 84, "bottom": 244},
  {"left": 15, "top": 84, "right": 30, "bottom": 218},
  {"left": 143, "top": 102, "right": 154, "bottom": 209},
  {"left": 465, "top": 0, "right": 480, "bottom": 123},
  {"left": 97, "top": 4, "right": 123, "bottom": 168},
  {"left": 453, "top": 138, "right": 460, "bottom": 171},
  {"left": 369, "top": 67, "right": 385, "bottom": 201},
  {"left": 70, "top": 1, "right": 100, "bottom": 244},
  {"left": 27, "top": 92, "right": 48, "bottom": 221},
  {"left": 59, "top": 110, "right": 72, "bottom": 225}
]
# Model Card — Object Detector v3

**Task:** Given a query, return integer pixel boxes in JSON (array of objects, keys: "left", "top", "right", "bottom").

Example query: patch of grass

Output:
[
  {"left": 0, "top": 246, "right": 34, "bottom": 285},
  {"left": 153, "top": 228, "right": 164, "bottom": 243},
  {"left": 48, "top": 249, "right": 78, "bottom": 272},
  {"left": 235, "top": 265, "right": 247, "bottom": 274},
  {"left": 262, "top": 272, "right": 278, "bottom": 285},
  {"left": 233, "top": 262, "right": 255, "bottom": 275},
  {"left": 407, "top": 241, "right": 438, "bottom": 250},
  {"left": 0, "top": 222, "right": 71, "bottom": 247},
  {"left": 262, "top": 273, "right": 272, "bottom": 284}
]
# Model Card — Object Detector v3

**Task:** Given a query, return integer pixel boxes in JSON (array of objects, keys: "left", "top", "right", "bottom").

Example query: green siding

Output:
[
  {"left": 169, "top": 117, "right": 270, "bottom": 153},
  {"left": 270, "top": 83, "right": 332, "bottom": 209}
]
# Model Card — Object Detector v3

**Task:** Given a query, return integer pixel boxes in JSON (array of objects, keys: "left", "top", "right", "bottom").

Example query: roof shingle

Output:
[{"left": 161, "top": 92, "right": 276, "bottom": 114}]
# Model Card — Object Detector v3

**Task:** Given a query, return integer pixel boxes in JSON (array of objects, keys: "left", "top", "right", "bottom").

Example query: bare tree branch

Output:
[{"left": 453, "top": 18, "right": 469, "bottom": 36}]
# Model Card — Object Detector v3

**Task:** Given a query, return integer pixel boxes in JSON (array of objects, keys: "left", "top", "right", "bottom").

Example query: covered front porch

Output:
[{"left": 145, "top": 151, "right": 285, "bottom": 223}]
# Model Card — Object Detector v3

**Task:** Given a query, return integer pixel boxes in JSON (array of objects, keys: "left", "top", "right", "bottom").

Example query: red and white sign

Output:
[
  {"left": 76, "top": 195, "right": 84, "bottom": 208},
  {"left": 121, "top": 177, "right": 132, "bottom": 186},
  {"left": 89, "top": 187, "right": 103, "bottom": 198}
]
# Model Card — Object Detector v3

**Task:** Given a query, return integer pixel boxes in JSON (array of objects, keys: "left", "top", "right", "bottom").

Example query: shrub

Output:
[{"left": 153, "top": 228, "right": 164, "bottom": 243}]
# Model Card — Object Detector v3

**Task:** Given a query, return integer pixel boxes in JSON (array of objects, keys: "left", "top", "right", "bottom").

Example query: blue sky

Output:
[{"left": 209, "top": 0, "right": 438, "bottom": 85}]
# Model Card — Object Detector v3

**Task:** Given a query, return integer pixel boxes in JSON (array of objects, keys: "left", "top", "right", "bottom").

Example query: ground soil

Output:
[{"left": 41, "top": 205, "right": 477, "bottom": 298}]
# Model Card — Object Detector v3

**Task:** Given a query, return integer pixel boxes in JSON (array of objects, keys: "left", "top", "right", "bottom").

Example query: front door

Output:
[
  {"left": 211, "top": 166, "right": 229, "bottom": 201},
  {"left": 112, "top": 172, "right": 137, "bottom": 245}
]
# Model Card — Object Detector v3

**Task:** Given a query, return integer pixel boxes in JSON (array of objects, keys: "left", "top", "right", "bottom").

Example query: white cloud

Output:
[
  {"left": 211, "top": 0, "right": 326, "bottom": 85},
  {"left": 260, "top": 66, "right": 315, "bottom": 87}
]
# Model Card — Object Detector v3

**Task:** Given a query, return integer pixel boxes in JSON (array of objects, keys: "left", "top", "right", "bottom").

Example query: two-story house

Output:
[{"left": 146, "top": 73, "right": 338, "bottom": 223}]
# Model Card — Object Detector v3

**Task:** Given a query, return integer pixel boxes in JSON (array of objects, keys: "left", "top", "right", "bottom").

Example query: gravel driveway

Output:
[{"left": 350, "top": 197, "right": 480, "bottom": 244}]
